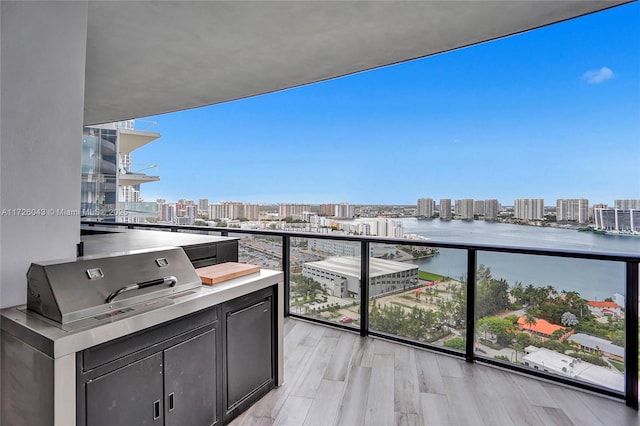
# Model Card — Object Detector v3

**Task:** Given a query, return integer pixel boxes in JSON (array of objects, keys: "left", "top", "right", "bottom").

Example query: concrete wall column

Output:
[{"left": 1, "top": 1, "right": 89, "bottom": 309}]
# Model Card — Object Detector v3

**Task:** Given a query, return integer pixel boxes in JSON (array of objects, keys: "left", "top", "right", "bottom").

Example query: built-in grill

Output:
[
  {"left": 2, "top": 245, "right": 283, "bottom": 426},
  {"left": 26, "top": 247, "right": 202, "bottom": 326}
]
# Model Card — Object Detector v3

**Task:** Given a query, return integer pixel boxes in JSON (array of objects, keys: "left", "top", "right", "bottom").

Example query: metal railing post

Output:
[
  {"left": 465, "top": 249, "right": 477, "bottom": 363},
  {"left": 283, "top": 236, "right": 291, "bottom": 317},
  {"left": 360, "top": 241, "right": 370, "bottom": 337},
  {"left": 625, "top": 261, "right": 639, "bottom": 409}
]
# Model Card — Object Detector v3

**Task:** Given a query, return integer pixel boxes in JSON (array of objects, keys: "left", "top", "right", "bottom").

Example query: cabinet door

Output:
[
  {"left": 86, "top": 352, "right": 163, "bottom": 426},
  {"left": 164, "top": 328, "right": 217, "bottom": 426},
  {"left": 226, "top": 297, "right": 272, "bottom": 409}
]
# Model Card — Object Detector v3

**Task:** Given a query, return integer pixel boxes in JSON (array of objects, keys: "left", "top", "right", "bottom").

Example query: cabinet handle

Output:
[
  {"left": 168, "top": 392, "right": 175, "bottom": 412},
  {"left": 153, "top": 400, "right": 161, "bottom": 420}
]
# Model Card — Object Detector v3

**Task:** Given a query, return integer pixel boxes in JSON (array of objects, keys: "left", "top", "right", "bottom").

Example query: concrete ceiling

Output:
[{"left": 83, "top": 1, "right": 630, "bottom": 126}]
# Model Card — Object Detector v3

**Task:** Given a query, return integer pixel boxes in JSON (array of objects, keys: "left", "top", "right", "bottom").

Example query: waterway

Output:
[{"left": 400, "top": 218, "right": 639, "bottom": 301}]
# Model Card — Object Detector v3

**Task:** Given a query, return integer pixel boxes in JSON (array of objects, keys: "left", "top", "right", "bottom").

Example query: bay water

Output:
[{"left": 400, "top": 218, "right": 639, "bottom": 301}]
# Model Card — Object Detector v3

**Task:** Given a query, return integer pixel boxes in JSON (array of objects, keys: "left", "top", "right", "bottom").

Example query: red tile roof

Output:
[
  {"left": 588, "top": 301, "right": 621, "bottom": 309},
  {"left": 517, "top": 317, "right": 565, "bottom": 337}
]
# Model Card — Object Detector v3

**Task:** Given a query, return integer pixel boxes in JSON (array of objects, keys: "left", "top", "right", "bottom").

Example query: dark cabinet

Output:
[
  {"left": 77, "top": 308, "right": 219, "bottom": 426},
  {"left": 222, "top": 286, "right": 276, "bottom": 422},
  {"left": 77, "top": 286, "right": 277, "bottom": 426},
  {"left": 164, "top": 329, "right": 217, "bottom": 426},
  {"left": 86, "top": 352, "right": 164, "bottom": 426}
]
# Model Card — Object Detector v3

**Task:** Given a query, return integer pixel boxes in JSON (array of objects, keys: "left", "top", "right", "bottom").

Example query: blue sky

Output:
[{"left": 136, "top": 3, "right": 639, "bottom": 206}]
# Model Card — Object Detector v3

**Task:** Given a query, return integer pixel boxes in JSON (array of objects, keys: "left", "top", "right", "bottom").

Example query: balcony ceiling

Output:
[
  {"left": 83, "top": 1, "right": 630, "bottom": 125},
  {"left": 118, "top": 129, "right": 161, "bottom": 155}
]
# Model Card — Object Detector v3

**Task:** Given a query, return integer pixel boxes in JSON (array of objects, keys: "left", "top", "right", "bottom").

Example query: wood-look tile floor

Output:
[{"left": 230, "top": 319, "right": 639, "bottom": 426}]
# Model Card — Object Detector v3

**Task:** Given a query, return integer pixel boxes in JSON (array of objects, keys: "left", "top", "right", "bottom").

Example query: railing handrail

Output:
[
  {"left": 81, "top": 221, "right": 640, "bottom": 263},
  {"left": 81, "top": 219, "right": 639, "bottom": 409}
]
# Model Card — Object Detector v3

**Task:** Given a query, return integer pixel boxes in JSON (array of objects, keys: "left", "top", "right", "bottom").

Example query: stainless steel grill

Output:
[{"left": 26, "top": 247, "right": 201, "bottom": 324}]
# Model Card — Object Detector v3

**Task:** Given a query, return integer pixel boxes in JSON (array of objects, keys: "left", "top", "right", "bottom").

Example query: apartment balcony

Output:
[
  {"left": 118, "top": 201, "right": 159, "bottom": 215},
  {"left": 118, "top": 128, "right": 161, "bottom": 155},
  {"left": 228, "top": 317, "right": 636, "bottom": 425},
  {"left": 117, "top": 163, "right": 160, "bottom": 186},
  {"left": 82, "top": 221, "right": 640, "bottom": 421}
]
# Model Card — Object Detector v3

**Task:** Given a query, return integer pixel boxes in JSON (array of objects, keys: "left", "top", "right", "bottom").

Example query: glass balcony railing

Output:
[
  {"left": 118, "top": 202, "right": 159, "bottom": 214},
  {"left": 81, "top": 220, "right": 640, "bottom": 409}
]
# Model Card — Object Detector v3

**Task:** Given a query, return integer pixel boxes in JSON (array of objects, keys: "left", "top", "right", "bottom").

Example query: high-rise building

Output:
[
  {"left": 615, "top": 199, "right": 640, "bottom": 210},
  {"left": 279, "top": 203, "right": 311, "bottom": 218},
  {"left": 594, "top": 208, "right": 640, "bottom": 233},
  {"left": 484, "top": 199, "right": 501, "bottom": 219},
  {"left": 209, "top": 202, "right": 260, "bottom": 221},
  {"left": 556, "top": 199, "right": 589, "bottom": 223},
  {"left": 373, "top": 219, "right": 404, "bottom": 238},
  {"left": 198, "top": 198, "right": 209, "bottom": 215},
  {"left": 81, "top": 121, "right": 160, "bottom": 223},
  {"left": 159, "top": 203, "right": 176, "bottom": 222},
  {"left": 334, "top": 203, "right": 355, "bottom": 219},
  {"left": 185, "top": 205, "right": 197, "bottom": 220},
  {"left": 473, "top": 200, "right": 486, "bottom": 216},
  {"left": 439, "top": 199, "right": 452, "bottom": 220},
  {"left": 514, "top": 198, "right": 544, "bottom": 220},
  {"left": 455, "top": 199, "right": 474, "bottom": 220},
  {"left": 417, "top": 198, "right": 435, "bottom": 218},
  {"left": 319, "top": 204, "right": 336, "bottom": 216}
]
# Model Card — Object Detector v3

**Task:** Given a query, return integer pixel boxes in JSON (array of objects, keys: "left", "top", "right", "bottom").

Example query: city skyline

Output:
[
  {"left": 154, "top": 196, "right": 635, "bottom": 208},
  {"left": 134, "top": 3, "right": 639, "bottom": 205}
]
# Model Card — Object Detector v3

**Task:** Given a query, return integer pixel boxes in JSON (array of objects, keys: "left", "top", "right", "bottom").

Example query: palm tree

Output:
[
  {"left": 523, "top": 311, "right": 537, "bottom": 330},
  {"left": 511, "top": 340, "right": 525, "bottom": 363}
]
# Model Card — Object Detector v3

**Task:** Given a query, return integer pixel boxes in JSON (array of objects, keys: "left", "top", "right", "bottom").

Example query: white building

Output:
[
  {"left": 556, "top": 198, "right": 589, "bottom": 223},
  {"left": 522, "top": 347, "right": 623, "bottom": 392},
  {"left": 614, "top": 199, "right": 640, "bottom": 210},
  {"left": 484, "top": 199, "right": 501, "bottom": 219},
  {"left": 417, "top": 198, "right": 435, "bottom": 218},
  {"left": 455, "top": 199, "right": 474, "bottom": 219},
  {"left": 613, "top": 293, "right": 625, "bottom": 308},
  {"left": 439, "top": 199, "right": 452, "bottom": 220},
  {"left": 587, "top": 300, "right": 624, "bottom": 319},
  {"left": 302, "top": 256, "right": 419, "bottom": 298},
  {"left": 307, "top": 239, "right": 397, "bottom": 258},
  {"left": 514, "top": 198, "right": 544, "bottom": 220},
  {"left": 374, "top": 219, "right": 404, "bottom": 238},
  {"left": 334, "top": 203, "right": 355, "bottom": 219}
]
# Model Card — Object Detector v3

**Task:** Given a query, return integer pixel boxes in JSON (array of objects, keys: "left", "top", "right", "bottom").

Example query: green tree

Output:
[
  {"left": 611, "top": 330, "right": 625, "bottom": 347},
  {"left": 444, "top": 337, "right": 466, "bottom": 351},
  {"left": 476, "top": 317, "right": 514, "bottom": 347},
  {"left": 476, "top": 277, "right": 510, "bottom": 318}
]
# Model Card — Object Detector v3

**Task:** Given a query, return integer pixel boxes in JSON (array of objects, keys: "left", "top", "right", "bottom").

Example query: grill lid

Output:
[{"left": 27, "top": 247, "right": 201, "bottom": 324}]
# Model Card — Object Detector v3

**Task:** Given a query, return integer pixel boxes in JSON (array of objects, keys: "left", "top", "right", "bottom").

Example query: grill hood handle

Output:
[{"left": 105, "top": 276, "right": 177, "bottom": 303}]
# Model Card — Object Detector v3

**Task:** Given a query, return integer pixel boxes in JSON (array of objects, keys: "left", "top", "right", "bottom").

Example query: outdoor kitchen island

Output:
[{"left": 0, "top": 247, "right": 284, "bottom": 426}]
